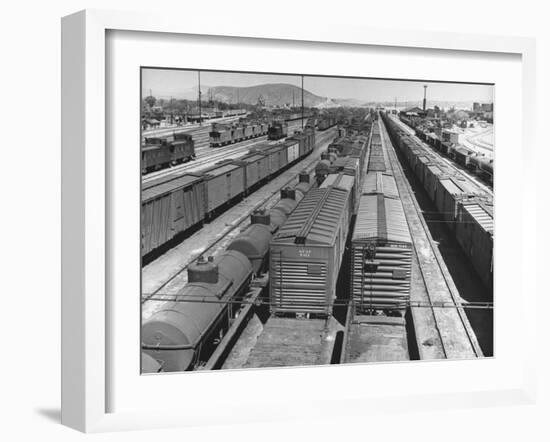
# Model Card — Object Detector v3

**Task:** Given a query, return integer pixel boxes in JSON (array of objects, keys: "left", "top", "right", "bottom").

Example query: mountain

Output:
[{"left": 207, "top": 83, "right": 327, "bottom": 108}]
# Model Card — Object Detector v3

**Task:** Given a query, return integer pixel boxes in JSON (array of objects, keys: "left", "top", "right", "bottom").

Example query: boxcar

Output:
[
  {"left": 209, "top": 125, "right": 233, "bottom": 147},
  {"left": 455, "top": 200, "right": 494, "bottom": 289},
  {"left": 351, "top": 193, "right": 412, "bottom": 314},
  {"left": 270, "top": 187, "right": 351, "bottom": 316},
  {"left": 288, "top": 133, "right": 306, "bottom": 158},
  {"left": 283, "top": 139, "right": 300, "bottom": 164},
  {"left": 141, "top": 173, "right": 206, "bottom": 256},
  {"left": 361, "top": 172, "right": 399, "bottom": 199},
  {"left": 454, "top": 147, "right": 473, "bottom": 167},
  {"left": 320, "top": 173, "right": 356, "bottom": 217},
  {"left": 232, "top": 152, "right": 270, "bottom": 192},
  {"left": 170, "top": 138, "right": 195, "bottom": 164},
  {"left": 142, "top": 144, "right": 171, "bottom": 174},
  {"left": 200, "top": 162, "right": 245, "bottom": 216},
  {"left": 329, "top": 156, "right": 349, "bottom": 174},
  {"left": 267, "top": 121, "right": 288, "bottom": 140},
  {"left": 434, "top": 176, "right": 484, "bottom": 229},
  {"left": 416, "top": 156, "right": 433, "bottom": 187},
  {"left": 424, "top": 164, "right": 448, "bottom": 202}
]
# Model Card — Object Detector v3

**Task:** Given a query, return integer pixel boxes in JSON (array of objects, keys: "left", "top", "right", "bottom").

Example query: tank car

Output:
[{"left": 142, "top": 252, "right": 253, "bottom": 372}]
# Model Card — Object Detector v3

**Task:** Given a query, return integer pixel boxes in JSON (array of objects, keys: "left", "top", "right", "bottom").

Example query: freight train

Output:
[
  {"left": 141, "top": 132, "right": 195, "bottom": 174},
  {"left": 382, "top": 112, "right": 493, "bottom": 290},
  {"left": 340, "top": 117, "right": 413, "bottom": 364},
  {"left": 269, "top": 134, "right": 369, "bottom": 317},
  {"left": 209, "top": 120, "right": 269, "bottom": 147},
  {"left": 316, "top": 116, "right": 338, "bottom": 131},
  {"left": 142, "top": 130, "right": 374, "bottom": 372},
  {"left": 400, "top": 116, "right": 493, "bottom": 186},
  {"left": 141, "top": 128, "right": 316, "bottom": 258},
  {"left": 141, "top": 166, "right": 320, "bottom": 372}
]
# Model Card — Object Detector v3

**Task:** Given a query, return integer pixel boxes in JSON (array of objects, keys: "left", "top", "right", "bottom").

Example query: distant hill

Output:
[{"left": 207, "top": 83, "right": 327, "bottom": 108}]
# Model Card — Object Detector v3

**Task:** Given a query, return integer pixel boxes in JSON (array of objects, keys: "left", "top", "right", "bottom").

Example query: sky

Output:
[{"left": 141, "top": 68, "right": 494, "bottom": 104}]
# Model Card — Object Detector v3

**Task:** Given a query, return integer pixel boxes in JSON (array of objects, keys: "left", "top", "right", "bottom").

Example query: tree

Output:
[{"left": 144, "top": 95, "right": 156, "bottom": 108}]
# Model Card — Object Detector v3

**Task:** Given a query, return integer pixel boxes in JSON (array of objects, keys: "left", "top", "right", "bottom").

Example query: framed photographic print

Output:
[{"left": 61, "top": 9, "right": 537, "bottom": 433}]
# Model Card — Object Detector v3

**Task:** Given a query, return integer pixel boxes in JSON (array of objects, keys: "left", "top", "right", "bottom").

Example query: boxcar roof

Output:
[
  {"left": 353, "top": 194, "right": 411, "bottom": 245},
  {"left": 362, "top": 172, "right": 399, "bottom": 199},
  {"left": 237, "top": 153, "right": 266, "bottom": 162},
  {"left": 201, "top": 162, "right": 242, "bottom": 177},
  {"left": 272, "top": 187, "right": 349, "bottom": 246},
  {"left": 462, "top": 201, "right": 494, "bottom": 234},
  {"left": 320, "top": 173, "right": 355, "bottom": 192},
  {"left": 142, "top": 173, "right": 203, "bottom": 202},
  {"left": 440, "top": 176, "right": 482, "bottom": 196}
]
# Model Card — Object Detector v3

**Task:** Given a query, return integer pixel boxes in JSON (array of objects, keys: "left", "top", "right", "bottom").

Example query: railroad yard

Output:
[{"left": 140, "top": 77, "right": 494, "bottom": 374}]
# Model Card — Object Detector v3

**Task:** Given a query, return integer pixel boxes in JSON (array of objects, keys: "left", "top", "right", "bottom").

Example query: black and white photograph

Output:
[{"left": 139, "top": 68, "right": 494, "bottom": 374}]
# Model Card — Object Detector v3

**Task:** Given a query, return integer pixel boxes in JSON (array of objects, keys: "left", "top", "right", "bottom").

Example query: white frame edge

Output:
[{"left": 61, "top": 8, "right": 537, "bottom": 433}]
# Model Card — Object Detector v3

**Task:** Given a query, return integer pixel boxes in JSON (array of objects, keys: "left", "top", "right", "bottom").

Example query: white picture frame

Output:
[{"left": 61, "top": 9, "right": 537, "bottom": 433}]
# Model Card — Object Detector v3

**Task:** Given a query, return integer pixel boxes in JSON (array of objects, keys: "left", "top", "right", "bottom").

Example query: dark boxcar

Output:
[
  {"left": 455, "top": 200, "right": 494, "bottom": 289},
  {"left": 267, "top": 121, "right": 288, "bottom": 140},
  {"left": 351, "top": 193, "right": 412, "bottom": 314},
  {"left": 142, "top": 144, "right": 171, "bottom": 174},
  {"left": 270, "top": 187, "right": 351, "bottom": 316},
  {"left": 200, "top": 162, "right": 245, "bottom": 215},
  {"left": 141, "top": 173, "right": 206, "bottom": 255},
  {"left": 170, "top": 138, "right": 195, "bottom": 164},
  {"left": 454, "top": 146, "right": 473, "bottom": 167}
]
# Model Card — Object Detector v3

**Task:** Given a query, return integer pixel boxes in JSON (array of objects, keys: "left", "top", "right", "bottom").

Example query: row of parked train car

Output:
[
  {"left": 317, "top": 116, "right": 338, "bottom": 131},
  {"left": 270, "top": 133, "right": 370, "bottom": 316},
  {"left": 141, "top": 128, "right": 316, "bottom": 258},
  {"left": 400, "top": 116, "right": 494, "bottom": 186},
  {"left": 141, "top": 132, "right": 195, "bottom": 175},
  {"left": 141, "top": 161, "right": 322, "bottom": 372},
  {"left": 209, "top": 120, "right": 270, "bottom": 147},
  {"left": 382, "top": 113, "right": 493, "bottom": 290},
  {"left": 271, "top": 119, "right": 413, "bottom": 320}
]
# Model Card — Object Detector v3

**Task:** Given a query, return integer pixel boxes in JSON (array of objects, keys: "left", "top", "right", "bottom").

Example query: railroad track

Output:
[
  {"left": 141, "top": 128, "right": 338, "bottom": 319},
  {"left": 379, "top": 118, "right": 483, "bottom": 359},
  {"left": 389, "top": 116, "right": 493, "bottom": 197}
]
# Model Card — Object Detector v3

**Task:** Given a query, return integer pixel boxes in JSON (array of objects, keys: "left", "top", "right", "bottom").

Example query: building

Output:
[
  {"left": 442, "top": 129, "right": 460, "bottom": 144},
  {"left": 473, "top": 102, "right": 481, "bottom": 112}
]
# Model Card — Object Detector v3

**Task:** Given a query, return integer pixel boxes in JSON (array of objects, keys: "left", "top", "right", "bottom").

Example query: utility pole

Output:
[
  {"left": 301, "top": 75, "right": 304, "bottom": 129},
  {"left": 423, "top": 85, "right": 428, "bottom": 112},
  {"left": 198, "top": 71, "right": 202, "bottom": 126}
]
